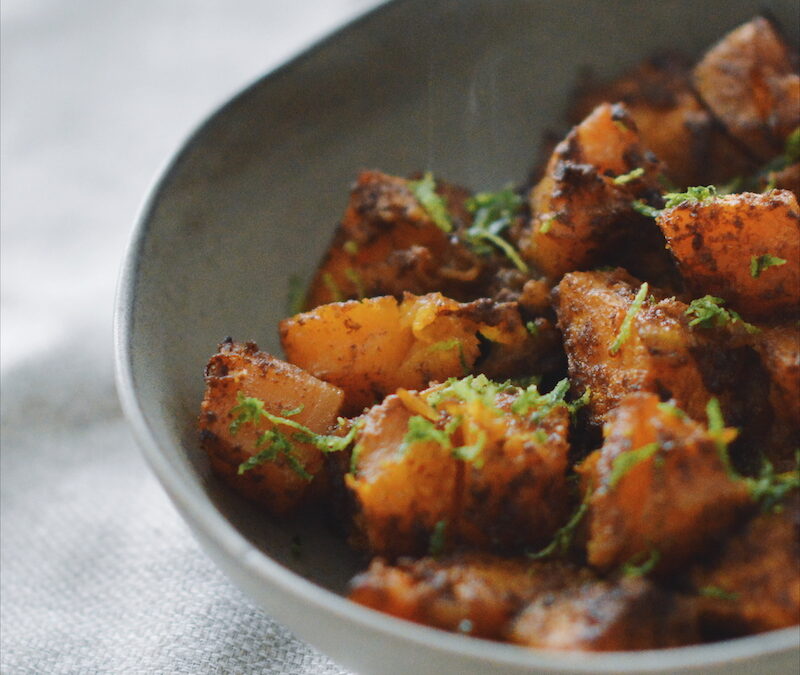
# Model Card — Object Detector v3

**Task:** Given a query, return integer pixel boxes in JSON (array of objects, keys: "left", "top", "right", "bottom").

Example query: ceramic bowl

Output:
[{"left": 115, "top": 1, "right": 800, "bottom": 672}]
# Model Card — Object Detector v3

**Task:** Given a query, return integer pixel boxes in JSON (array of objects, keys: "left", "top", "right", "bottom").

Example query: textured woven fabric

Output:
[{"left": 1, "top": 1, "right": 378, "bottom": 672}]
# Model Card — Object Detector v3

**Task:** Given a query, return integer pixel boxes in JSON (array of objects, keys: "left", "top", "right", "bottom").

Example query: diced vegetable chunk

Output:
[
  {"left": 280, "top": 292, "right": 549, "bottom": 414},
  {"left": 346, "top": 377, "right": 573, "bottom": 557},
  {"left": 578, "top": 392, "right": 751, "bottom": 572},
  {"left": 693, "top": 17, "right": 800, "bottom": 161},
  {"left": 198, "top": 340, "right": 345, "bottom": 514},
  {"left": 510, "top": 576, "right": 700, "bottom": 651},
  {"left": 518, "top": 103, "right": 662, "bottom": 279},
  {"left": 656, "top": 190, "right": 800, "bottom": 319}
]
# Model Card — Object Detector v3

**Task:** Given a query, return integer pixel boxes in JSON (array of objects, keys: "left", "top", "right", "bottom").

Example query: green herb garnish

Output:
[
  {"left": 230, "top": 393, "right": 359, "bottom": 477},
  {"left": 706, "top": 397, "right": 736, "bottom": 475},
  {"left": 750, "top": 254, "right": 787, "bottom": 278},
  {"left": 322, "top": 272, "right": 343, "bottom": 302},
  {"left": 631, "top": 200, "right": 662, "bottom": 219},
  {"left": 344, "top": 267, "right": 365, "bottom": 298},
  {"left": 343, "top": 240, "right": 359, "bottom": 255},
  {"left": 622, "top": 547, "right": 661, "bottom": 577},
  {"left": 786, "top": 127, "right": 800, "bottom": 164},
  {"left": 699, "top": 585, "right": 740, "bottom": 601},
  {"left": 286, "top": 275, "right": 306, "bottom": 316},
  {"left": 464, "top": 187, "right": 528, "bottom": 272},
  {"left": 607, "top": 442, "right": 661, "bottom": 490},
  {"left": 685, "top": 295, "right": 759, "bottom": 334},
  {"left": 428, "top": 338, "right": 469, "bottom": 375},
  {"left": 429, "top": 519, "right": 448, "bottom": 557},
  {"left": 528, "top": 498, "right": 589, "bottom": 560},
  {"left": 525, "top": 320, "right": 539, "bottom": 336},
  {"left": 662, "top": 185, "right": 718, "bottom": 209},
  {"left": 745, "top": 456, "right": 800, "bottom": 513},
  {"left": 408, "top": 172, "right": 452, "bottom": 233},
  {"left": 609, "top": 282, "right": 648, "bottom": 355},
  {"left": 539, "top": 215, "right": 556, "bottom": 234},
  {"left": 613, "top": 167, "right": 645, "bottom": 185},
  {"left": 656, "top": 401, "right": 687, "bottom": 419},
  {"left": 401, "top": 413, "right": 488, "bottom": 468}
]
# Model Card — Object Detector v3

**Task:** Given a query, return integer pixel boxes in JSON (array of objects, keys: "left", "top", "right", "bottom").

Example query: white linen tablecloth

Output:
[{"left": 1, "top": 2, "right": 380, "bottom": 672}]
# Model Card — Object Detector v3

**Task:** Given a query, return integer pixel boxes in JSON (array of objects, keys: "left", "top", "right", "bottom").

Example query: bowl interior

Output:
[{"left": 118, "top": 0, "right": 799, "bottom": 671}]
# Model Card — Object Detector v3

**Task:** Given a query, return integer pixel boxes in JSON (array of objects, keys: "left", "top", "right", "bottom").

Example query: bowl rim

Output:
[{"left": 113, "top": 1, "right": 800, "bottom": 670}]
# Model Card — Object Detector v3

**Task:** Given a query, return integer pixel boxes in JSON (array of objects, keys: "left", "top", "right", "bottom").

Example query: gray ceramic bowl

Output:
[{"left": 115, "top": 1, "right": 800, "bottom": 672}]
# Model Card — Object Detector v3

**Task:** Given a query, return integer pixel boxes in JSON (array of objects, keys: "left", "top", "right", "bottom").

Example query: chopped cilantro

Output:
[
  {"left": 663, "top": 185, "right": 718, "bottom": 209},
  {"left": 344, "top": 267, "right": 365, "bottom": 298},
  {"left": 539, "top": 215, "right": 556, "bottom": 234},
  {"left": 613, "top": 167, "right": 645, "bottom": 185},
  {"left": 400, "top": 415, "right": 451, "bottom": 456},
  {"left": 286, "top": 275, "right": 306, "bottom": 316},
  {"left": 408, "top": 172, "right": 452, "bottom": 233},
  {"left": 512, "top": 378, "right": 568, "bottom": 419},
  {"left": 429, "top": 519, "right": 447, "bottom": 557},
  {"left": 699, "top": 585, "right": 740, "bottom": 601},
  {"left": 322, "top": 272, "right": 343, "bottom": 302},
  {"left": 656, "top": 401, "right": 687, "bottom": 419},
  {"left": 426, "top": 374, "right": 508, "bottom": 411},
  {"left": 745, "top": 457, "right": 800, "bottom": 513},
  {"left": 528, "top": 498, "right": 589, "bottom": 560},
  {"left": 685, "top": 295, "right": 759, "bottom": 334},
  {"left": 607, "top": 442, "right": 661, "bottom": 490},
  {"left": 786, "top": 126, "right": 800, "bottom": 164},
  {"left": 349, "top": 441, "right": 364, "bottom": 475},
  {"left": 428, "top": 338, "right": 469, "bottom": 375},
  {"left": 613, "top": 118, "right": 631, "bottom": 133},
  {"left": 452, "top": 428, "right": 488, "bottom": 465},
  {"left": 750, "top": 254, "right": 787, "bottom": 279},
  {"left": 464, "top": 187, "right": 528, "bottom": 272},
  {"left": 229, "top": 393, "right": 359, "bottom": 478},
  {"left": 401, "top": 412, "right": 488, "bottom": 467},
  {"left": 706, "top": 397, "right": 737, "bottom": 475},
  {"left": 622, "top": 547, "right": 661, "bottom": 577},
  {"left": 609, "top": 282, "right": 648, "bottom": 355},
  {"left": 631, "top": 200, "right": 661, "bottom": 219}
]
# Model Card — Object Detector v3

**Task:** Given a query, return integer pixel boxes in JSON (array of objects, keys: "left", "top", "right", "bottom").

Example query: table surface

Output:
[{"left": 0, "top": 2, "right": 381, "bottom": 672}]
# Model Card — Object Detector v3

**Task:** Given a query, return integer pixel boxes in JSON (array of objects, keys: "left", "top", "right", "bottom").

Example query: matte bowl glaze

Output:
[{"left": 115, "top": 1, "right": 800, "bottom": 672}]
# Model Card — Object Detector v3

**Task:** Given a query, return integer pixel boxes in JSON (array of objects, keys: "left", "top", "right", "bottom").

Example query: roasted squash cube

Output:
[
  {"left": 198, "top": 340, "right": 345, "bottom": 514},
  {"left": 346, "top": 376, "right": 573, "bottom": 557},
  {"left": 693, "top": 17, "right": 800, "bottom": 162},
  {"left": 578, "top": 392, "right": 752, "bottom": 572},
  {"left": 656, "top": 190, "right": 800, "bottom": 319}
]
